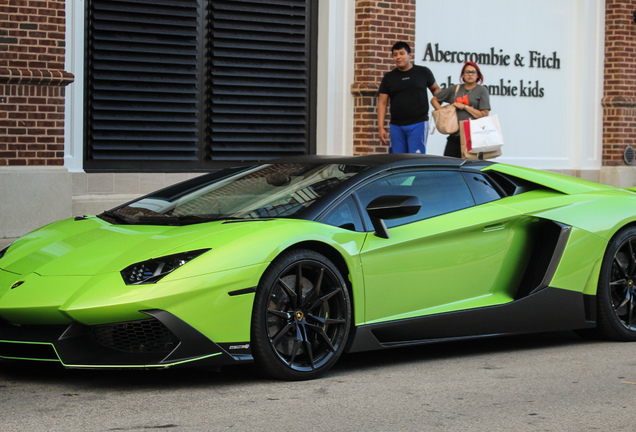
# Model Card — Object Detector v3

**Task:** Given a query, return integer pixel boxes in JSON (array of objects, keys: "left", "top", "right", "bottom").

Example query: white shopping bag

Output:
[{"left": 467, "top": 115, "right": 503, "bottom": 154}]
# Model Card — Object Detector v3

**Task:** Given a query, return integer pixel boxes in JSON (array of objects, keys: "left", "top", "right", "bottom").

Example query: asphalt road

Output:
[{"left": 1, "top": 331, "right": 635, "bottom": 431}]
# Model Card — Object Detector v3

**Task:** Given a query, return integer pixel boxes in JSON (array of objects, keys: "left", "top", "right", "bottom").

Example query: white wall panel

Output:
[{"left": 416, "top": 0, "right": 605, "bottom": 170}]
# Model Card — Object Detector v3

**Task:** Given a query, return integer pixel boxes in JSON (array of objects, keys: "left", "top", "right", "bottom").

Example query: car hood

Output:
[{"left": 0, "top": 216, "right": 256, "bottom": 276}]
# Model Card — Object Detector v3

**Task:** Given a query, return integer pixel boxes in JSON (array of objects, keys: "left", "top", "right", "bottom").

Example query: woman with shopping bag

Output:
[{"left": 431, "top": 62, "right": 491, "bottom": 158}]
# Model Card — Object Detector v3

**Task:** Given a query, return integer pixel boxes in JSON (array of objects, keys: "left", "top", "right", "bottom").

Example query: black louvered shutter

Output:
[
  {"left": 207, "top": 0, "right": 316, "bottom": 161},
  {"left": 85, "top": 0, "right": 201, "bottom": 170}
]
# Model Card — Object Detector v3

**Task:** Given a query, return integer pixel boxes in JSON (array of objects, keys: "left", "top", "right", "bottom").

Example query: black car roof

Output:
[{"left": 270, "top": 153, "right": 494, "bottom": 169}]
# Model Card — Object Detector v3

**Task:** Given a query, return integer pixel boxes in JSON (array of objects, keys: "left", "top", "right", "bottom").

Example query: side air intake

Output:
[{"left": 515, "top": 220, "right": 571, "bottom": 300}]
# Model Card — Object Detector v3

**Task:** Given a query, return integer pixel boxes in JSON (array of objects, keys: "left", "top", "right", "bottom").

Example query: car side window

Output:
[
  {"left": 461, "top": 172, "right": 503, "bottom": 205},
  {"left": 319, "top": 196, "right": 364, "bottom": 231},
  {"left": 355, "top": 170, "right": 475, "bottom": 229}
]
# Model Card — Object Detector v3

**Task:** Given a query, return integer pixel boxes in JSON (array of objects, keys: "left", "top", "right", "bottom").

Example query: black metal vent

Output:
[
  {"left": 85, "top": 0, "right": 316, "bottom": 171},
  {"left": 85, "top": 0, "right": 201, "bottom": 167},
  {"left": 90, "top": 319, "right": 179, "bottom": 353},
  {"left": 206, "top": 0, "right": 316, "bottom": 161}
]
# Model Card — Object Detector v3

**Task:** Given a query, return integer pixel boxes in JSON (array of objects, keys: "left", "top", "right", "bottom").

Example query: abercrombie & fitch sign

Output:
[{"left": 422, "top": 43, "right": 562, "bottom": 98}]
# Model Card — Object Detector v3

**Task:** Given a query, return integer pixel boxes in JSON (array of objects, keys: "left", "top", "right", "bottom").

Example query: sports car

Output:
[{"left": 1, "top": 154, "right": 636, "bottom": 380}]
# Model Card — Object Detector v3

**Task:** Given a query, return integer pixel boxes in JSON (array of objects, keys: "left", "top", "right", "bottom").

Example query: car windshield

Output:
[{"left": 99, "top": 163, "right": 366, "bottom": 225}]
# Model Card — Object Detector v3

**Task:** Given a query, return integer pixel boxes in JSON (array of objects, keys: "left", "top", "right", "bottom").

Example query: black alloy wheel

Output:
[
  {"left": 597, "top": 227, "right": 636, "bottom": 341},
  {"left": 251, "top": 249, "right": 351, "bottom": 380}
]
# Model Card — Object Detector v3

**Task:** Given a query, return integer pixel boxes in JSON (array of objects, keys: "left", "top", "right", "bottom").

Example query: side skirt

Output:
[{"left": 347, "top": 287, "right": 596, "bottom": 353}]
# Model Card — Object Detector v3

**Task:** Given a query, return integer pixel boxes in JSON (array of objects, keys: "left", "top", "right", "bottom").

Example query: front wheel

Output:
[
  {"left": 251, "top": 249, "right": 351, "bottom": 380},
  {"left": 597, "top": 227, "right": 636, "bottom": 341}
]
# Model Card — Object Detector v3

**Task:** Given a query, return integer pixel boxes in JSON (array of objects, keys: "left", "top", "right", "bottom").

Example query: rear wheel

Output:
[
  {"left": 597, "top": 227, "right": 636, "bottom": 341},
  {"left": 251, "top": 249, "right": 351, "bottom": 380}
]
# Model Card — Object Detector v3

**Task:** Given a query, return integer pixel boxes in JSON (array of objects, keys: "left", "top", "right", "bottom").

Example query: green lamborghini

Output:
[{"left": 2, "top": 154, "right": 636, "bottom": 380}]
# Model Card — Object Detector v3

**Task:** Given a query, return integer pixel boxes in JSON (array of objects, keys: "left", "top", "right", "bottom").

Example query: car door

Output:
[{"left": 356, "top": 170, "right": 526, "bottom": 324}]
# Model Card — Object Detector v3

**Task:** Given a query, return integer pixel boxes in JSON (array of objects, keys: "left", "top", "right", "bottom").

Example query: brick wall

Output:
[
  {"left": 0, "top": 0, "right": 73, "bottom": 167},
  {"left": 351, "top": 0, "right": 415, "bottom": 155},
  {"left": 2, "top": 1, "right": 635, "bottom": 168},
  {"left": 602, "top": 0, "right": 636, "bottom": 167},
  {"left": 602, "top": 0, "right": 636, "bottom": 166}
]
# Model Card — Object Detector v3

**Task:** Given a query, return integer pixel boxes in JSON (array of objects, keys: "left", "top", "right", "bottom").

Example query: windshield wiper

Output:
[
  {"left": 102, "top": 212, "right": 271, "bottom": 226},
  {"left": 99, "top": 211, "right": 135, "bottom": 225},
  {"left": 136, "top": 215, "right": 220, "bottom": 226},
  {"left": 222, "top": 216, "right": 275, "bottom": 223}
]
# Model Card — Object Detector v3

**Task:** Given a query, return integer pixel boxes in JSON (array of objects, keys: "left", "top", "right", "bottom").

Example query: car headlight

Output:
[{"left": 120, "top": 249, "right": 210, "bottom": 285}]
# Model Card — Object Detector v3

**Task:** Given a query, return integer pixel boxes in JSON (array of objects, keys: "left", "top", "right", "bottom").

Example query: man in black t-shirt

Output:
[{"left": 378, "top": 42, "right": 440, "bottom": 153}]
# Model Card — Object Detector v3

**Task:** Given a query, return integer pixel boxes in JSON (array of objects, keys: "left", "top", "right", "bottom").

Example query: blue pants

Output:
[{"left": 389, "top": 121, "right": 428, "bottom": 154}]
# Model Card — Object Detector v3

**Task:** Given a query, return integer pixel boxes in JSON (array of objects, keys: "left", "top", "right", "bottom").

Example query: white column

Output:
[
  {"left": 64, "top": 0, "right": 85, "bottom": 172},
  {"left": 316, "top": 0, "right": 356, "bottom": 155}
]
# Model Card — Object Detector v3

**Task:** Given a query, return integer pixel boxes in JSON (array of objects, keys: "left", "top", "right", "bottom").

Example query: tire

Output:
[
  {"left": 251, "top": 249, "right": 351, "bottom": 380},
  {"left": 596, "top": 226, "right": 636, "bottom": 341}
]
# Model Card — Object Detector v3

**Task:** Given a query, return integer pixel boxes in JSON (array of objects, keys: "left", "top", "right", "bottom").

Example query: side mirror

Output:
[{"left": 365, "top": 195, "right": 422, "bottom": 239}]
